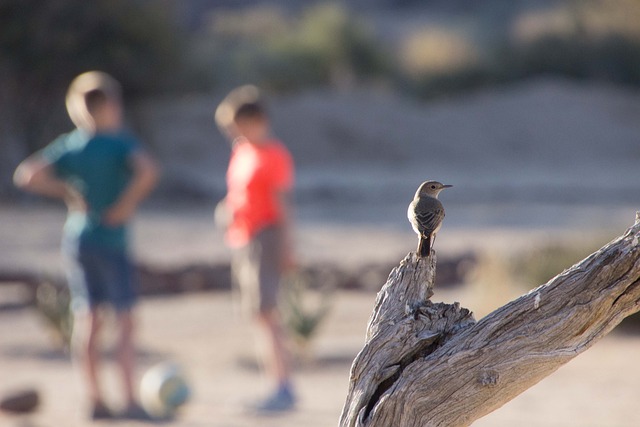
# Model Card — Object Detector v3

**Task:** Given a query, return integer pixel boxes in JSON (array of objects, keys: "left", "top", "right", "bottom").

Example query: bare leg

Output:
[
  {"left": 256, "top": 308, "right": 291, "bottom": 388},
  {"left": 116, "top": 310, "right": 137, "bottom": 406},
  {"left": 73, "top": 308, "right": 104, "bottom": 406}
]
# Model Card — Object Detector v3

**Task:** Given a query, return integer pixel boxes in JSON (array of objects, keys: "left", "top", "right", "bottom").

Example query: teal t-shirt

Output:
[{"left": 41, "top": 129, "right": 140, "bottom": 251}]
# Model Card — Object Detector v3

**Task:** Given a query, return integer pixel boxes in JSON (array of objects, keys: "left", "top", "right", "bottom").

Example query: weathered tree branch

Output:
[{"left": 341, "top": 214, "right": 640, "bottom": 427}]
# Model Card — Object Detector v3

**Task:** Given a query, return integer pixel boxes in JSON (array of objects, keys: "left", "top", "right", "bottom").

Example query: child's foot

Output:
[
  {"left": 91, "top": 401, "right": 114, "bottom": 420},
  {"left": 120, "top": 402, "right": 153, "bottom": 421},
  {"left": 249, "top": 387, "right": 296, "bottom": 414}
]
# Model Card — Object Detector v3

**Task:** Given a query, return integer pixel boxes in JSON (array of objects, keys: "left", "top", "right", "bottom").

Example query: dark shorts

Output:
[
  {"left": 232, "top": 226, "right": 283, "bottom": 315},
  {"left": 64, "top": 240, "right": 137, "bottom": 312}
]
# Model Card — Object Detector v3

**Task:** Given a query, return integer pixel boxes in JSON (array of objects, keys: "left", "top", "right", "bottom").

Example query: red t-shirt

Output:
[{"left": 225, "top": 139, "right": 294, "bottom": 247}]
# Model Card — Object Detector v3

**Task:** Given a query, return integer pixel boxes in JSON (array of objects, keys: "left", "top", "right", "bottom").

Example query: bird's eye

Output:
[{"left": 430, "top": 185, "right": 436, "bottom": 189}]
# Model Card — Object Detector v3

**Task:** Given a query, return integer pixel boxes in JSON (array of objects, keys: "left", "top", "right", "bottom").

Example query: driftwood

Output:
[{"left": 340, "top": 214, "right": 640, "bottom": 427}]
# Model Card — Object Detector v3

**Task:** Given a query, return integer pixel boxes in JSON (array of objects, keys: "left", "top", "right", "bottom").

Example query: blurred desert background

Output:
[{"left": 1, "top": 0, "right": 640, "bottom": 426}]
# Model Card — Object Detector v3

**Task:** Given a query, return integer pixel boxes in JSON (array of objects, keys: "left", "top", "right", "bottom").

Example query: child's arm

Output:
[
  {"left": 102, "top": 150, "right": 159, "bottom": 227},
  {"left": 13, "top": 156, "right": 85, "bottom": 210}
]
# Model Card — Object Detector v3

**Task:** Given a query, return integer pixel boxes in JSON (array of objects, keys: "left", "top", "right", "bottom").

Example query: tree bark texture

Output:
[{"left": 340, "top": 215, "right": 640, "bottom": 427}]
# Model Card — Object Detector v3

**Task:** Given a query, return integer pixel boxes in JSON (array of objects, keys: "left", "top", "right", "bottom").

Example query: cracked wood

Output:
[{"left": 340, "top": 214, "right": 640, "bottom": 427}]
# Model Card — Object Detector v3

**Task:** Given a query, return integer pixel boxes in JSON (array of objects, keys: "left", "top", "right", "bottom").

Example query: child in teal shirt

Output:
[{"left": 14, "top": 71, "right": 158, "bottom": 420}]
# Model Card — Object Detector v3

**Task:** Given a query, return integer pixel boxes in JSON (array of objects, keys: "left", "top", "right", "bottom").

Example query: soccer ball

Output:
[{"left": 139, "top": 362, "right": 190, "bottom": 419}]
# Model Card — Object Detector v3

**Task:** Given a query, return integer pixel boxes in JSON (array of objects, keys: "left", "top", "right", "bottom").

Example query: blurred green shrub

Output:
[
  {"left": 397, "top": 0, "right": 640, "bottom": 98},
  {"left": 197, "top": 3, "right": 388, "bottom": 91},
  {"left": 281, "top": 270, "right": 333, "bottom": 361},
  {"left": 0, "top": 0, "right": 185, "bottom": 154},
  {"left": 511, "top": 243, "right": 601, "bottom": 288},
  {"left": 470, "top": 238, "right": 608, "bottom": 317},
  {"left": 397, "top": 26, "right": 488, "bottom": 97},
  {"left": 0, "top": 0, "right": 184, "bottom": 94},
  {"left": 35, "top": 281, "right": 73, "bottom": 351},
  {"left": 503, "top": 0, "right": 640, "bottom": 85}
]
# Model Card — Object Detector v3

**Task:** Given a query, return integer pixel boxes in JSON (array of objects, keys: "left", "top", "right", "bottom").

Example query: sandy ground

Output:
[
  {"left": 3, "top": 288, "right": 640, "bottom": 427},
  {"left": 1, "top": 205, "right": 640, "bottom": 426}
]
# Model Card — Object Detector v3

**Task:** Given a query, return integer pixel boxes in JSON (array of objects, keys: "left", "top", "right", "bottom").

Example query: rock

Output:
[{"left": 0, "top": 389, "right": 40, "bottom": 414}]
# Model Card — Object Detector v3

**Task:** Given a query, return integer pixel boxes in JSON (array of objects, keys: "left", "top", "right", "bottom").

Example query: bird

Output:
[{"left": 408, "top": 180, "right": 452, "bottom": 257}]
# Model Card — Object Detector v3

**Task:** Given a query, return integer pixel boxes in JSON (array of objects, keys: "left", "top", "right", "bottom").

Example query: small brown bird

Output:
[{"left": 408, "top": 181, "right": 452, "bottom": 257}]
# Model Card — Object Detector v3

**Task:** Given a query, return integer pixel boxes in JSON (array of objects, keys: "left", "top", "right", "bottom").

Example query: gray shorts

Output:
[{"left": 232, "top": 226, "right": 284, "bottom": 315}]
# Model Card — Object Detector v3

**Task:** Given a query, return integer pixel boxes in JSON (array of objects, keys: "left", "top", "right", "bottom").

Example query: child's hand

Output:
[
  {"left": 281, "top": 244, "right": 296, "bottom": 273},
  {"left": 64, "top": 186, "right": 87, "bottom": 212},
  {"left": 102, "top": 150, "right": 157, "bottom": 228},
  {"left": 102, "top": 201, "right": 136, "bottom": 227},
  {"left": 214, "top": 198, "right": 231, "bottom": 230}
]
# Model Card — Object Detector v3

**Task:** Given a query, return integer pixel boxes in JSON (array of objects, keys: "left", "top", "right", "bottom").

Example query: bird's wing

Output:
[{"left": 415, "top": 200, "right": 445, "bottom": 233}]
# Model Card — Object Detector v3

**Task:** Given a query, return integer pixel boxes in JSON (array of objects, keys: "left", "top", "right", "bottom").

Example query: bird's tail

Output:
[{"left": 417, "top": 235, "right": 431, "bottom": 257}]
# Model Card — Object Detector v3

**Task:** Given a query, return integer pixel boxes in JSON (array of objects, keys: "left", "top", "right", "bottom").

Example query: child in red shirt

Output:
[
  {"left": 215, "top": 85, "right": 296, "bottom": 413},
  {"left": 225, "top": 132, "right": 294, "bottom": 248}
]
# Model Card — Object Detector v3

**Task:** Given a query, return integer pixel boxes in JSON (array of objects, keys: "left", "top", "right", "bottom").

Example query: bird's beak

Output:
[{"left": 442, "top": 184, "right": 453, "bottom": 188}]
